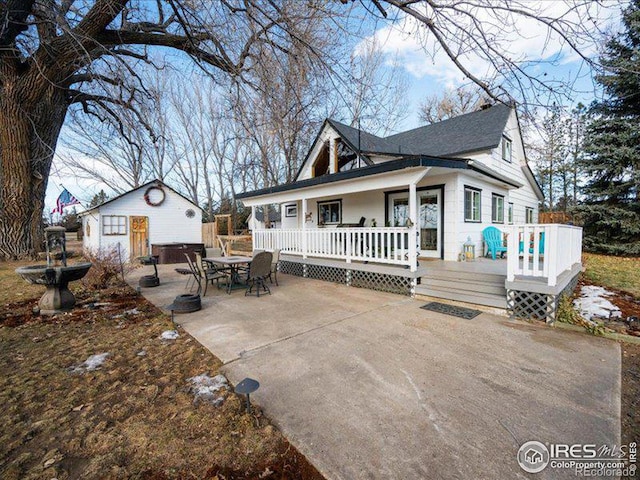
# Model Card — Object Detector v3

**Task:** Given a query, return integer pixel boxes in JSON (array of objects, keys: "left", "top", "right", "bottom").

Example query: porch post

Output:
[
  {"left": 329, "top": 137, "right": 337, "bottom": 174},
  {"left": 301, "top": 198, "right": 308, "bottom": 259},
  {"left": 251, "top": 205, "right": 256, "bottom": 251},
  {"left": 408, "top": 182, "right": 418, "bottom": 272}
]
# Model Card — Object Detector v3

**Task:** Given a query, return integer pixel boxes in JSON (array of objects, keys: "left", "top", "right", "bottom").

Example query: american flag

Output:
[{"left": 51, "top": 188, "right": 81, "bottom": 215}]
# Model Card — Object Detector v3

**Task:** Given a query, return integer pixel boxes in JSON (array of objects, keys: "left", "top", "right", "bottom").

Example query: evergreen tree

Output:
[
  {"left": 89, "top": 190, "right": 109, "bottom": 208},
  {"left": 577, "top": 1, "right": 640, "bottom": 255},
  {"left": 532, "top": 106, "right": 567, "bottom": 211}
]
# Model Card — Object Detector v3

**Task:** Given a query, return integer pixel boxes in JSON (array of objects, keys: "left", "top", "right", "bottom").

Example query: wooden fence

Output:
[
  {"left": 202, "top": 222, "right": 217, "bottom": 248},
  {"left": 539, "top": 211, "right": 574, "bottom": 224}
]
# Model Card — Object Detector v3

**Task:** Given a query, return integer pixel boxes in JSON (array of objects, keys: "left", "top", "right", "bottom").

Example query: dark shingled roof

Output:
[
  {"left": 327, "top": 103, "right": 512, "bottom": 158},
  {"left": 325, "top": 119, "right": 391, "bottom": 155}
]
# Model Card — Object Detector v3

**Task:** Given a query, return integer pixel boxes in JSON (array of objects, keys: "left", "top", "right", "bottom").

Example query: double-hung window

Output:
[
  {"left": 492, "top": 194, "right": 505, "bottom": 223},
  {"left": 502, "top": 136, "right": 512, "bottom": 162},
  {"left": 525, "top": 207, "right": 534, "bottom": 224},
  {"left": 464, "top": 187, "right": 481, "bottom": 222}
]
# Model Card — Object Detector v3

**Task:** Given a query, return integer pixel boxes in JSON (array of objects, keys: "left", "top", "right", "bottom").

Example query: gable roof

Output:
[
  {"left": 326, "top": 119, "right": 391, "bottom": 155},
  {"left": 327, "top": 103, "right": 512, "bottom": 158},
  {"left": 296, "top": 104, "right": 514, "bottom": 182},
  {"left": 79, "top": 179, "right": 201, "bottom": 215},
  {"left": 384, "top": 103, "right": 512, "bottom": 157}
]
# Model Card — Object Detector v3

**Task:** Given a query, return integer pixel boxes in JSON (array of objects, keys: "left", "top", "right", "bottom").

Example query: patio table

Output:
[{"left": 205, "top": 256, "right": 252, "bottom": 294}]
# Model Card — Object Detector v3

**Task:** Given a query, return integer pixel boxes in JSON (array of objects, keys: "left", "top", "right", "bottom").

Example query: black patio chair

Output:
[
  {"left": 194, "top": 252, "right": 230, "bottom": 296},
  {"left": 175, "top": 265, "right": 195, "bottom": 291},
  {"left": 267, "top": 248, "right": 281, "bottom": 286},
  {"left": 183, "top": 253, "right": 203, "bottom": 295},
  {"left": 245, "top": 251, "right": 272, "bottom": 297}
]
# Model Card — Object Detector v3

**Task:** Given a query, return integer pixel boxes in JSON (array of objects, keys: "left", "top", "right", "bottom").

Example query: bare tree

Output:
[
  {"left": 0, "top": 0, "right": 342, "bottom": 258},
  {"left": 350, "top": 0, "right": 622, "bottom": 108},
  {"left": 418, "top": 86, "right": 488, "bottom": 124},
  {"left": 344, "top": 36, "right": 409, "bottom": 135},
  {"left": 60, "top": 69, "right": 175, "bottom": 191},
  {"left": 0, "top": 0, "right": 621, "bottom": 257}
]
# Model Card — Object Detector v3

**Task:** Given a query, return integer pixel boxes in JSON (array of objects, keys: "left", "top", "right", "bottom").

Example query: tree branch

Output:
[
  {"left": 96, "top": 29, "right": 239, "bottom": 73},
  {"left": 0, "top": 0, "right": 35, "bottom": 47}
]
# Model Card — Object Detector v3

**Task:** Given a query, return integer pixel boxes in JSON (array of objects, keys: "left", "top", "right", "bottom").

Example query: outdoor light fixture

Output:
[{"left": 235, "top": 377, "right": 260, "bottom": 414}]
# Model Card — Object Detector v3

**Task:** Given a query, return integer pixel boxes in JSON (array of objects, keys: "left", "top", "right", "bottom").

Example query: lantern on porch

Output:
[{"left": 463, "top": 236, "right": 476, "bottom": 261}]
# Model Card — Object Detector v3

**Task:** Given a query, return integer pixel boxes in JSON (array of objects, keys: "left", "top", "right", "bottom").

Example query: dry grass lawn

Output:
[
  {"left": 580, "top": 253, "right": 640, "bottom": 448},
  {"left": 583, "top": 253, "right": 640, "bottom": 297},
  {"left": 0, "top": 260, "right": 322, "bottom": 479}
]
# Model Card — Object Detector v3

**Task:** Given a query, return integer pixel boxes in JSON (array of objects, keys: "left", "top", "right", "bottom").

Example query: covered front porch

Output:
[
  {"left": 238, "top": 159, "right": 583, "bottom": 320},
  {"left": 255, "top": 224, "right": 581, "bottom": 283},
  {"left": 252, "top": 223, "right": 582, "bottom": 319}
]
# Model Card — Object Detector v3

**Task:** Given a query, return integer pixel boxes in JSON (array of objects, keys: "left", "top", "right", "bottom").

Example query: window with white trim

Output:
[
  {"left": 492, "top": 194, "right": 505, "bottom": 223},
  {"left": 102, "top": 215, "right": 127, "bottom": 235},
  {"left": 464, "top": 187, "right": 481, "bottom": 222},
  {"left": 318, "top": 199, "right": 342, "bottom": 225},
  {"left": 525, "top": 207, "right": 534, "bottom": 224},
  {"left": 502, "top": 136, "right": 512, "bottom": 162}
]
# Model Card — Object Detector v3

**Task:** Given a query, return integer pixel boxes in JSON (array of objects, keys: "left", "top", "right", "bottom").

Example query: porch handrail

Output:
[
  {"left": 506, "top": 223, "right": 582, "bottom": 287},
  {"left": 253, "top": 227, "right": 412, "bottom": 267}
]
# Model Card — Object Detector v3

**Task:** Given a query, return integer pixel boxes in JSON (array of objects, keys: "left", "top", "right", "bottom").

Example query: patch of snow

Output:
[
  {"left": 187, "top": 373, "right": 228, "bottom": 406},
  {"left": 160, "top": 330, "right": 179, "bottom": 340},
  {"left": 84, "top": 353, "right": 110, "bottom": 371},
  {"left": 137, "top": 350, "right": 146, "bottom": 357},
  {"left": 113, "top": 308, "right": 141, "bottom": 319},
  {"left": 574, "top": 285, "right": 622, "bottom": 322},
  {"left": 69, "top": 352, "right": 110, "bottom": 374}
]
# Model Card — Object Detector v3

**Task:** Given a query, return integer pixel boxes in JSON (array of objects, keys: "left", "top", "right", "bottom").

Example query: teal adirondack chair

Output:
[
  {"left": 482, "top": 226, "right": 508, "bottom": 259},
  {"left": 519, "top": 231, "right": 545, "bottom": 255}
]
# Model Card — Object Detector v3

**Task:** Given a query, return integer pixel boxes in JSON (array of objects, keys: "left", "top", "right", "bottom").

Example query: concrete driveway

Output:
[{"left": 132, "top": 266, "right": 621, "bottom": 480}]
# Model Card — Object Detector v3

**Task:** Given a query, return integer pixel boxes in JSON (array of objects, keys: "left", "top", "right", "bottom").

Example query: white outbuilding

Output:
[{"left": 79, "top": 179, "right": 202, "bottom": 262}]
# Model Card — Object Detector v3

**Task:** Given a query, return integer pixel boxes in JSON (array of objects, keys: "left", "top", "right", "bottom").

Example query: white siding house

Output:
[
  {"left": 236, "top": 104, "right": 583, "bottom": 319},
  {"left": 79, "top": 180, "right": 202, "bottom": 262},
  {"left": 240, "top": 104, "right": 543, "bottom": 262}
]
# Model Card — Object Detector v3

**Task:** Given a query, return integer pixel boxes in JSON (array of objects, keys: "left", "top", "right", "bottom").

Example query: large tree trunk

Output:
[{"left": 0, "top": 83, "right": 68, "bottom": 259}]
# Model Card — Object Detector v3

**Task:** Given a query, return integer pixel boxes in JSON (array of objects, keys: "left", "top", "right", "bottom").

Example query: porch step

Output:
[
  {"left": 417, "top": 268, "right": 507, "bottom": 309},
  {"left": 415, "top": 285, "right": 507, "bottom": 309},
  {"left": 420, "top": 267, "right": 506, "bottom": 285},
  {"left": 420, "top": 277, "right": 506, "bottom": 296}
]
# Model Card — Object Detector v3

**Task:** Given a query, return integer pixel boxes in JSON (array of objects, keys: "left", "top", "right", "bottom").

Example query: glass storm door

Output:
[
  {"left": 418, "top": 191, "right": 441, "bottom": 258},
  {"left": 388, "top": 190, "right": 441, "bottom": 258}
]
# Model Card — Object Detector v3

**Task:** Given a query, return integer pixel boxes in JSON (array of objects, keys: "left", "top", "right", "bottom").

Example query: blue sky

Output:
[{"left": 46, "top": 1, "right": 626, "bottom": 213}]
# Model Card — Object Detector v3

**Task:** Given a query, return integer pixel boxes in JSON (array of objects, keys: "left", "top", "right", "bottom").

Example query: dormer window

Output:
[
  {"left": 311, "top": 141, "right": 330, "bottom": 177},
  {"left": 337, "top": 139, "right": 361, "bottom": 172},
  {"left": 501, "top": 135, "right": 512, "bottom": 162}
]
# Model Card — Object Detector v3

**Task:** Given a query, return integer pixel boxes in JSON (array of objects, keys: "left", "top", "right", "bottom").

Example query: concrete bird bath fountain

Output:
[{"left": 15, "top": 226, "right": 92, "bottom": 315}]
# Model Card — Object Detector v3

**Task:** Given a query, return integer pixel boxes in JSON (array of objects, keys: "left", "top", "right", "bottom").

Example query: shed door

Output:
[{"left": 130, "top": 216, "right": 149, "bottom": 259}]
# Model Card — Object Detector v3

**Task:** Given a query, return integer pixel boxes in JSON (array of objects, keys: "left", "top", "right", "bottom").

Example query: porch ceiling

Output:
[
  {"left": 239, "top": 165, "right": 431, "bottom": 206},
  {"left": 238, "top": 155, "right": 523, "bottom": 206}
]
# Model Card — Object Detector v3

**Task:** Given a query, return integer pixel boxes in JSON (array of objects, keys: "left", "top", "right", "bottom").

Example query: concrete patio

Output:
[{"left": 130, "top": 264, "right": 621, "bottom": 480}]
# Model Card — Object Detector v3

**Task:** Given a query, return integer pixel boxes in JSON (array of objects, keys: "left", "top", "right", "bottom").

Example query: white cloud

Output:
[{"left": 355, "top": 1, "right": 621, "bottom": 89}]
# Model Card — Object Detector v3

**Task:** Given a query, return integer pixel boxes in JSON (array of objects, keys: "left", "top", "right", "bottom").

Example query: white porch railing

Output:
[
  {"left": 253, "top": 227, "right": 412, "bottom": 267},
  {"left": 506, "top": 224, "right": 583, "bottom": 287}
]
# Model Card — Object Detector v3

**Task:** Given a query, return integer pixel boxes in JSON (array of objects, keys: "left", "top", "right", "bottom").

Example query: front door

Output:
[
  {"left": 130, "top": 216, "right": 149, "bottom": 259},
  {"left": 388, "top": 189, "right": 441, "bottom": 258}
]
